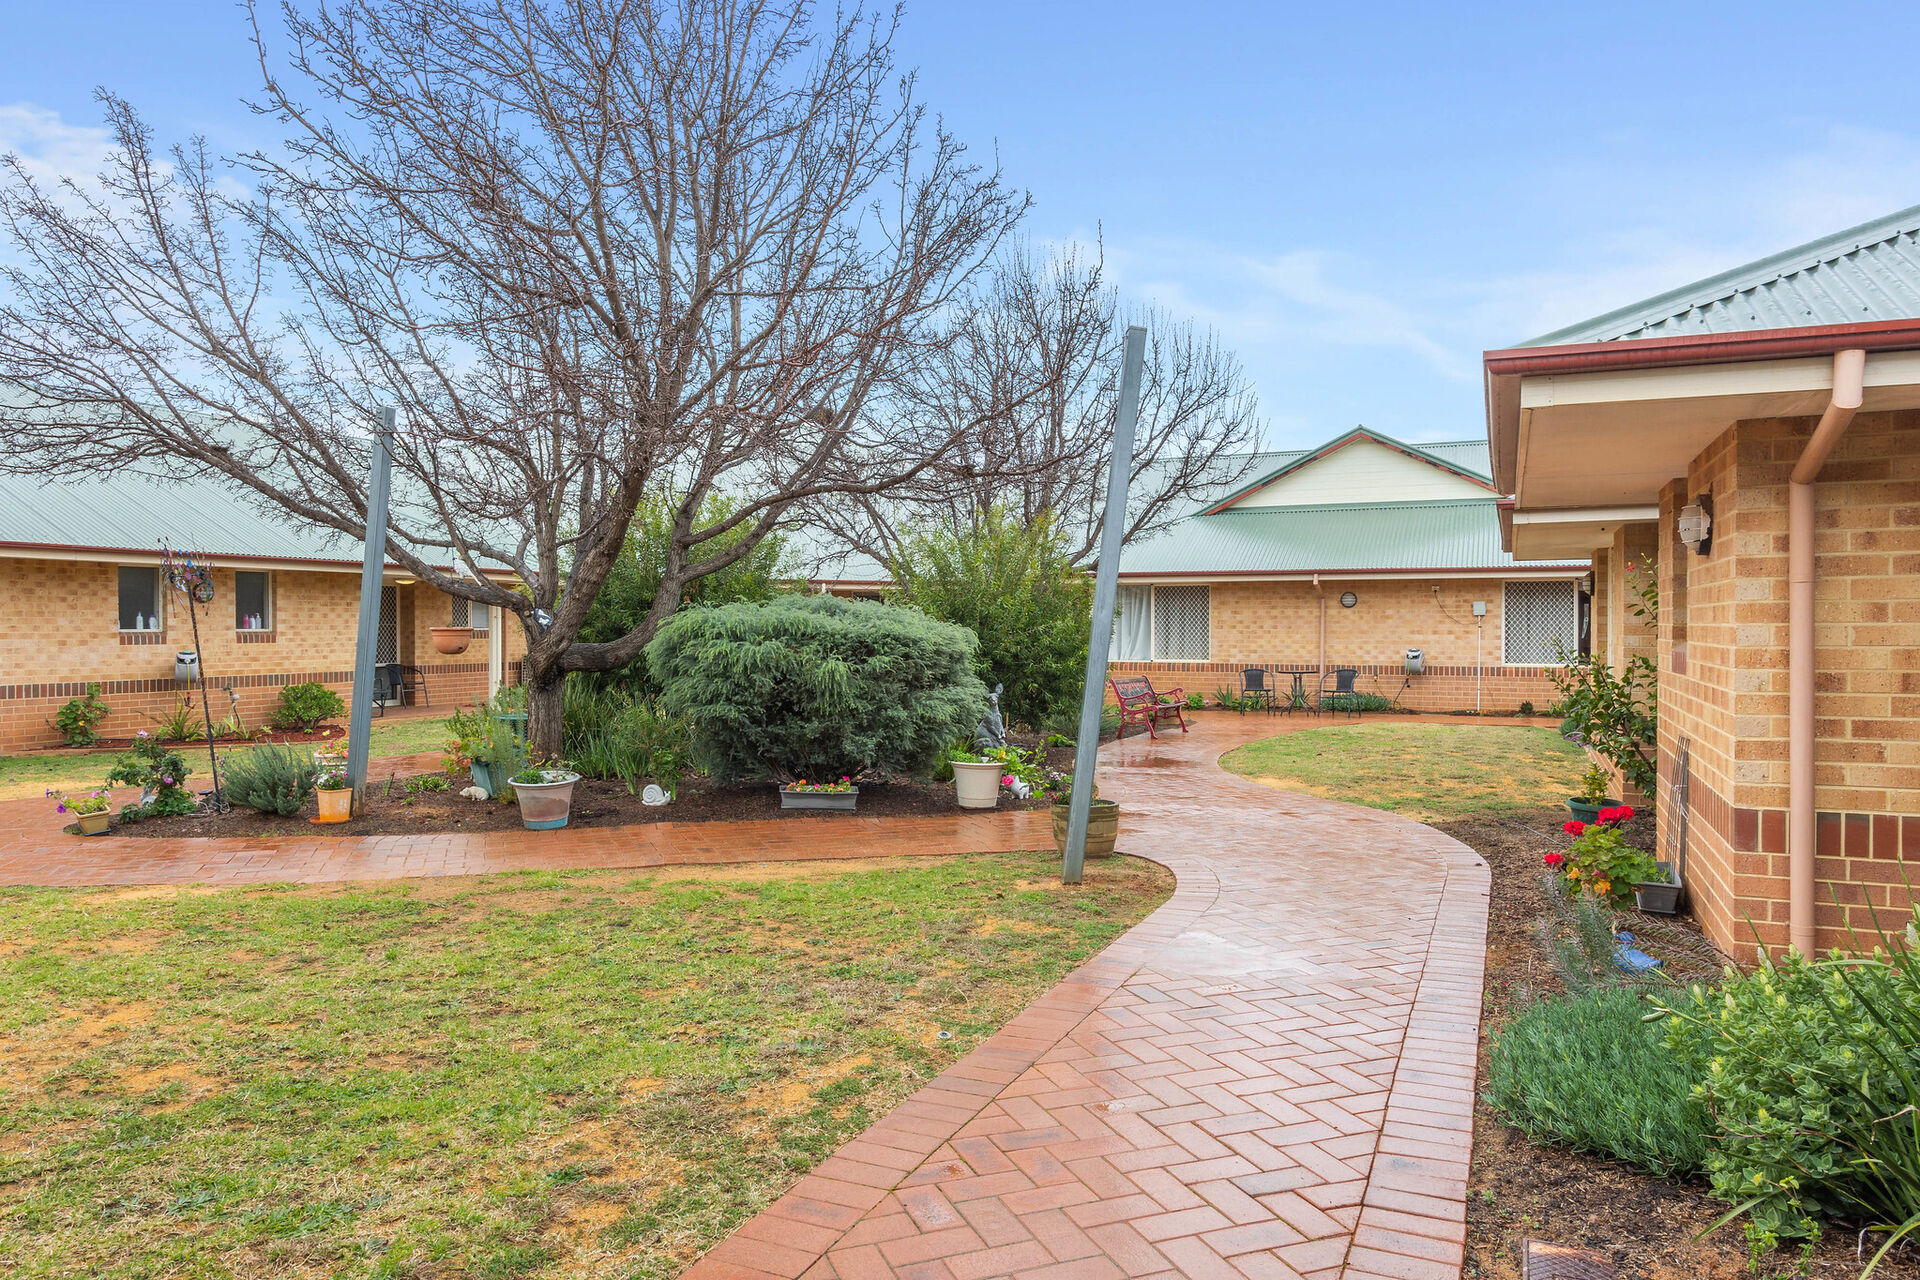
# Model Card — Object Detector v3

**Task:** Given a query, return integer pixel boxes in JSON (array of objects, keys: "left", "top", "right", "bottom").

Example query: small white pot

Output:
[{"left": 952, "top": 759, "right": 1002, "bottom": 810}]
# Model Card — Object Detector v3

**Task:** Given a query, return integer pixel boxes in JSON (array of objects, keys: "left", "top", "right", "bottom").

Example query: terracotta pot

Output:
[
  {"left": 951, "top": 760, "right": 1002, "bottom": 809},
  {"left": 430, "top": 626, "right": 473, "bottom": 655},
  {"left": 1051, "top": 799, "right": 1119, "bottom": 859},
  {"left": 514, "top": 770, "right": 580, "bottom": 829},
  {"left": 313, "top": 787, "right": 352, "bottom": 824},
  {"left": 75, "top": 810, "right": 112, "bottom": 836}
]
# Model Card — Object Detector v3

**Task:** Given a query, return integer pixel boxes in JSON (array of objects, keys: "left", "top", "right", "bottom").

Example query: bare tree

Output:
[
  {"left": 813, "top": 242, "right": 1263, "bottom": 569},
  {"left": 0, "top": 0, "right": 1032, "bottom": 752}
]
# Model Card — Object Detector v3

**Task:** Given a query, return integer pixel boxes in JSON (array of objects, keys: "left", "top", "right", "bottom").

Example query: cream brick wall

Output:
[
  {"left": 1655, "top": 408, "right": 1920, "bottom": 955},
  {"left": 0, "top": 557, "right": 527, "bottom": 751}
]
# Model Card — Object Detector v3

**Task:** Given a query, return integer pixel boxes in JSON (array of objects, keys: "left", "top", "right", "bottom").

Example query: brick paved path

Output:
[{"left": 686, "top": 715, "right": 1490, "bottom": 1280}]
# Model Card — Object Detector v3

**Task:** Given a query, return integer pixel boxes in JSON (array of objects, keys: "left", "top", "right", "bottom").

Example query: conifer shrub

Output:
[{"left": 647, "top": 595, "right": 986, "bottom": 783}]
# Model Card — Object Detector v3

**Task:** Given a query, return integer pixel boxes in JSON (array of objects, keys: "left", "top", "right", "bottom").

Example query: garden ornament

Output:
[
  {"left": 1006, "top": 776, "right": 1032, "bottom": 800},
  {"left": 975, "top": 683, "right": 1007, "bottom": 750},
  {"left": 641, "top": 783, "right": 670, "bottom": 807},
  {"left": 459, "top": 785, "right": 488, "bottom": 801}
]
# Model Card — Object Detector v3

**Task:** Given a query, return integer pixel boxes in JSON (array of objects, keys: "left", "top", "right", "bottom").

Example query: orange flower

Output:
[{"left": 1594, "top": 879, "right": 1611, "bottom": 895}]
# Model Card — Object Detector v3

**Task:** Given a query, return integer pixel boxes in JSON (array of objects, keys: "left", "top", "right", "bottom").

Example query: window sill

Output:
[
  {"left": 118, "top": 631, "right": 167, "bottom": 646},
  {"left": 236, "top": 630, "right": 278, "bottom": 644}
]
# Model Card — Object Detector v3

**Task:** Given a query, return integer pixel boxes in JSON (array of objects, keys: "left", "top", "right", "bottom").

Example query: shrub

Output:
[
  {"left": 1486, "top": 985, "right": 1708, "bottom": 1179},
  {"left": 889, "top": 509, "right": 1092, "bottom": 730},
  {"left": 647, "top": 594, "right": 986, "bottom": 783},
  {"left": 221, "top": 743, "right": 318, "bottom": 816},
  {"left": 1552, "top": 559, "right": 1657, "bottom": 795},
  {"left": 1518, "top": 699, "right": 1535, "bottom": 716},
  {"left": 105, "top": 733, "right": 196, "bottom": 819},
  {"left": 272, "top": 682, "right": 346, "bottom": 732},
  {"left": 1659, "top": 913, "right": 1920, "bottom": 1264},
  {"left": 50, "top": 683, "right": 110, "bottom": 746},
  {"left": 146, "top": 693, "right": 205, "bottom": 741},
  {"left": 561, "top": 678, "right": 689, "bottom": 793}
]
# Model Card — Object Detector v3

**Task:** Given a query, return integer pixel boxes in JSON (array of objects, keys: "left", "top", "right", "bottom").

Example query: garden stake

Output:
[{"left": 1062, "top": 325, "right": 1146, "bottom": 885}]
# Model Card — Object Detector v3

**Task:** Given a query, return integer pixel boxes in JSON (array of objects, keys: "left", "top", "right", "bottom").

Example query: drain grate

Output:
[{"left": 1521, "top": 1239, "right": 1616, "bottom": 1280}]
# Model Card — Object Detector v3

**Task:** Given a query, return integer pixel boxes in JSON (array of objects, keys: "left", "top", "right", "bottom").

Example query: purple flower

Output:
[
  {"left": 55, "top": 803, "right": 67, "bottom": 814},
  {"left": 161, "top": 776, "right": 174, "bottom": 786}
]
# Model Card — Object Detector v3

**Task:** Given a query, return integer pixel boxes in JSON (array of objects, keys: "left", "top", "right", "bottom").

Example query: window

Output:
[
  {"left": 1111, "top": 585, "right": 1151, "bottom": 660},
  {"left": 471, "top": 600, "right": 488, "bottom": 634},
  {"left": 117, "top": 566, "right": 161, "bottom": 631},
  {"left": 1503, "top": 580, "right": 1578, "bottom": 665},
  {"left": 450, "top": 595, "right": 470, "bottom": 627},
  {"left": 235, "top": 571, "right": 272, "bottom": 630},
  {"left": 1151, "top": 585, "right": 1211, "bottom": 661}
]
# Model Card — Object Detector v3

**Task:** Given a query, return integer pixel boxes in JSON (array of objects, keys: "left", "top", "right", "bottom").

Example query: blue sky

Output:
[{"left": 4, "top": 1, "right": 1919, "bottom": 449}]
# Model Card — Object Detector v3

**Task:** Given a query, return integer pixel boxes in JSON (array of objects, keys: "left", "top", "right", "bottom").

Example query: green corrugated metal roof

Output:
[
  {"left": 1524, "top": 203, "right": 1920, "bottom": 346},
  {"left": 0, "top": 469, "right": 445, "bottom": 568},
  {"left": 1116, "top": 499, "right": 1581, "bottom": 576}
]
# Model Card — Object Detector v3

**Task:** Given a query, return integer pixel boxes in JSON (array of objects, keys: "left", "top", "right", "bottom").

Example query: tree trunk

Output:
[{"left": 525, "top": 666, "right": 567, "bottom": 761}]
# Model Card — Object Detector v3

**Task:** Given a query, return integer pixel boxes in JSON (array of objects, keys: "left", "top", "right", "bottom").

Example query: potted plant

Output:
[
  {"left": 1566, "top": 763, "right": 1615, "bottom": 823},
  {"left": 313, "top": 766, "right": 352, "bottom": 823},
  {"left": 1048, "top": 776, "right": 1119, "bottom": 859},
  {"left": 50, "top": 788, "right": 113, "bottom": 835},
  {"left": 780, "top": 777, "right": 858, "bottom": 812},
  {"left": 948, "top": 753, "right": 1001, "bottom": 809},
  {"left": 512, "top": 762, "right": 581, "bottom": 829},
  {"left": 1634, "top": 860, "right": 1683, "bottom": 915},
  {"left": 1544, "top": 806, "right": 1662, "bottom": 909},
  {"left": 430, "top": 626, "right": 472, "bottom": 655}
]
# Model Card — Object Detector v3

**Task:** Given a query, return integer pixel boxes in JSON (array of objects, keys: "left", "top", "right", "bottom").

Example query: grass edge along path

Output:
[
  {"left": 0, "top": 852, "right": 1171, "bottom": 1280},
  {"left": 1219, "top": 721, "right": 1585, "bottom": 821}
]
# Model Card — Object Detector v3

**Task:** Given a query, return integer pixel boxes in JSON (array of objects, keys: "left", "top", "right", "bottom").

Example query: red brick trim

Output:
[
  {"left": 0, "top": 661, "right": 490, "bottom": 701},
  {"left": 117, "top": 631, "right": 168, "bottom": 646},
  {"left": 234, "top": 631, "right": 278, "bottom": 645}
]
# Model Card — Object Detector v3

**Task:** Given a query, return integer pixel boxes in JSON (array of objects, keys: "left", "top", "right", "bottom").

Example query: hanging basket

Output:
[{"left": 430, "top": 626, "right": 473, "bottom": 655}]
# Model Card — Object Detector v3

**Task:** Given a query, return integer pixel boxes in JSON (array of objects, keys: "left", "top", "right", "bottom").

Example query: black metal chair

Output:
[
  {"left": 1317, "top": 667, "right": 1361, "bottom": 718},
  {"left": 1238, "top": 667, "right": 1276, "bottom": 713},
  {"left": 368, "top": 663, "right": 429, "bottom": 718}
]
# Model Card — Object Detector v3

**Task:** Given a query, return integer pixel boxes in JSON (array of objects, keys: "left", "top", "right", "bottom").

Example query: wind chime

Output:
[{"left": 159, "top": 540, "right": 227, "bottom": 813}]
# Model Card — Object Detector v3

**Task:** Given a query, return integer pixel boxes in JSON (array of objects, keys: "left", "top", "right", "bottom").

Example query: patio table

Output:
[{"left": 1273, "top": 665, "right": 1316, "bottom": 713}]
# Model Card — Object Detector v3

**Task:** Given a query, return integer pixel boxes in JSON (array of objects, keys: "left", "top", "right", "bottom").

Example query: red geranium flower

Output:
[
  {"left": 1563, "top": 820, "right": 1586, "bottom": 836},
  {"left": 1597, "top": 804, "right": 1635, "bottom": 825},
  {"left": 1543, "top": 851, "right": 1565, "bottom": 867}
]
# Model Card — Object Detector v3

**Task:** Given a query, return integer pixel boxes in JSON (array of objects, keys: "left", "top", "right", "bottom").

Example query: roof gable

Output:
[
  {"left": 1204, "top": 428, "right": 1493, "bottom": 513},
  {"left": 1524, "top": 203, "right": 1920, "bottom": 346}
]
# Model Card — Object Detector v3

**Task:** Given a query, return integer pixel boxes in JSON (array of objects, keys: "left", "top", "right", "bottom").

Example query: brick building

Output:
[
  {"left": 1486, "top": 202, "right": 1920, "bottom": 957},
  {"left": 806, "top": 426, "right": 1592, "bottom": 713},
  {"left": 0, "top": 470, "right": 524, "bottom": 752}
]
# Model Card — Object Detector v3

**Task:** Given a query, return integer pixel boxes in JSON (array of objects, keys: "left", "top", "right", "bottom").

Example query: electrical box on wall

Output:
[{"left": 1472, "top": 600, "right": 1488, "bottom": 617}]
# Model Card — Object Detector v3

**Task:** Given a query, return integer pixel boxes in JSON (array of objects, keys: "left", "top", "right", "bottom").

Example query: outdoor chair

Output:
[
  {"left": 1238, "top": 667, "right": 1276, "bottom": 713},
  {"left": 369, "top": 663, "right": 429, "bottom": 718},
  {"left": 1108, "top": 675, "right": 1188, "bottom": 740},
  {"left": 1317, "top": 667, "right": 1362, "bottom": 719}
]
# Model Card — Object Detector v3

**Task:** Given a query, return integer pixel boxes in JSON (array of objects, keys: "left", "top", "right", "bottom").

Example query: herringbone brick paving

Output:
[{"left": 686, "top": 715, "right": 1490, "bottom": 1280}]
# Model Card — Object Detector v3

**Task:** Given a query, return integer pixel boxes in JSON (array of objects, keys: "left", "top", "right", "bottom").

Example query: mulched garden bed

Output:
[
  {"left": 1438, "top": 809, "right": 1920, "bottom": 1280},
  {"left": 42, "top": 725, "right": 347, "bottom": 752},
  {"left": 121, "top": 769, "right": 1055, "bottom": 838}
]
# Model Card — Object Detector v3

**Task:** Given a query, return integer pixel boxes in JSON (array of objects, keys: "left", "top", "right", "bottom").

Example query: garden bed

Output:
[
  {"left": 122, "top": 768, "right": 1054, "bottom": 838},
  {"left": 1440, "top": 809, "right": 1920, "bottom": 1280},
  {"left": 39, "top": 724, "right": 348, "bottom": 752}
]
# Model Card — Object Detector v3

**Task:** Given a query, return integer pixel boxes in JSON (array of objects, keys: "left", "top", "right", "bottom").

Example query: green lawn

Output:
[
  {"left": 0, "top": 853, "right": 1170, "bottom": 1279},
  {"left": 0, "top": 716, "right": 449, "bottom": 803},
  {"left": 1220, "top": 722, "right": 1584, "bottom": 820}
]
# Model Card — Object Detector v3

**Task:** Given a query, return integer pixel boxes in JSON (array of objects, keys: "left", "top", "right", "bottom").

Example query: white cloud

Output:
[{"left": 0, "top": 102, "right": 116, "bottom": 190}]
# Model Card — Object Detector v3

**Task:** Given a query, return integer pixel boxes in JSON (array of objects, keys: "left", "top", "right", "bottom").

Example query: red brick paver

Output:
[{"left": 687, "top": 715, "right": 1490, "bottom": 1280}]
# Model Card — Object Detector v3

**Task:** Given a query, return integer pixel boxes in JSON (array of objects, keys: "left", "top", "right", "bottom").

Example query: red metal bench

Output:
[{"left": 1109, "top": 675, "right": 1188, "bottom": 739}]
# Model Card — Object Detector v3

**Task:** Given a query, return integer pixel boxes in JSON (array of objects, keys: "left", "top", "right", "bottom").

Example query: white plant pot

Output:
[{"left": 952, "top": 760, "right": 1002, "bottom": 810}]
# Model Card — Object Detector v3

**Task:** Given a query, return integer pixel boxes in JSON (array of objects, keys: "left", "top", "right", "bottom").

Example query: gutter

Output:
[
  {"left": 1787, "top": 348, "right": 1867, "bottom": 955},
  {"left": 1482, "top": 317, "right": 1920, "bottom": 493}
]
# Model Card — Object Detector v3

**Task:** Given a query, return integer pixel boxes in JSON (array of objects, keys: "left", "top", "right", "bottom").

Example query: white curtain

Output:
[{"left": 1112, "top": 585, "right": 1152, "bottom": 660}]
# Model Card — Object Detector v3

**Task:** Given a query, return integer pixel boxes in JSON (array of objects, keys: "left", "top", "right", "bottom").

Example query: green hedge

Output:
[{"left": 646, "top": 595, "right": 986, "bottom": 784}]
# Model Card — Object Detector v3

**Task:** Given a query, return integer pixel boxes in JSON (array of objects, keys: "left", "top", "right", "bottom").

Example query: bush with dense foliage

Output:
[
  {"left": 50, "top": 683, "right": 110, "bottom": 746},
  {"left": 220, "top": 743, "right": 319, "bottom": 816},
  {"left": 105, "top": 733, "right": 196, "bottom": 819},
  {"left": 888, "top": 509, "right": 1091, "bottom": 730},
  {"left": 561, "top": 678, "right": 689, "bottom": 793},
  {"left": 1547, "top": 806, "right": 1662, "bottom": 907},
  {"left": 576, "top": 493, "right": 791, "bottom": 693},
  {"left": 271, "top": 682, "right": 346, "bottom": 732},
  {"left": 1659, "top": 918, "right": 1920, "bottom": 1266},
  {"left": 1486, "top": 984, "right": 1708, "bottom": 1178},
  {"left": 647, "top": 594, "right": 986, "bottom": 783}
]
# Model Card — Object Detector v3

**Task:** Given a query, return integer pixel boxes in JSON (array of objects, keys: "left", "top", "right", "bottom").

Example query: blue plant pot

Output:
[{"left": 470, "top": 760, "right": 495, "bottom": 799}]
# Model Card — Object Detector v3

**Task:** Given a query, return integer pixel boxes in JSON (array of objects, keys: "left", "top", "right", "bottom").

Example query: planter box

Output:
[
  {"left": 1635, "top": 862, "right": 1683, "bottom": 915},
  {"left": 74, "top": 810, "right": 112, "bottom": 836},
  {"left": 515, "top": 770, "right": 580, "bottom": 830},
  {"left": 780, "top": 787, "right": 858, "bottom": 812},
  {"left": 951, "top": 760, "right": 1001, "bottom": 810},
  {"left": 469, "top": 760, "right": 496, "bottom": 799},
  {"left": 1051, "top": 799, "right": 1120, "bottom": 859}
]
